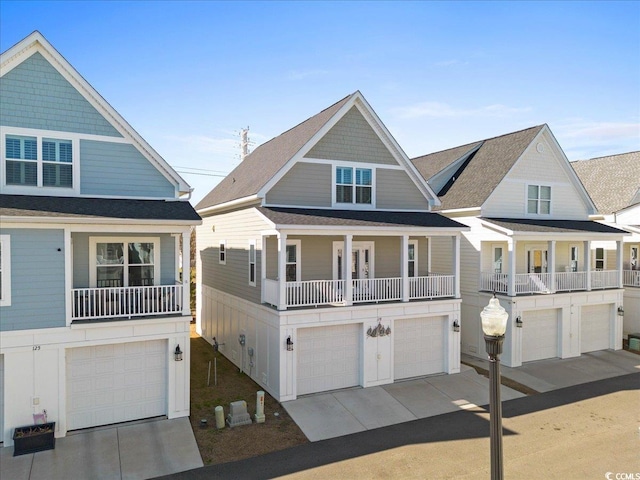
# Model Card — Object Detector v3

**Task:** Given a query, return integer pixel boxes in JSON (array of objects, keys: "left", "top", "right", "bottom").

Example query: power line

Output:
[
  {"left": 175, "top": 170, "right": 228, "bottom": 178},
  {"left": 172, "top": 165, "right": 230, "bottom": 174}
]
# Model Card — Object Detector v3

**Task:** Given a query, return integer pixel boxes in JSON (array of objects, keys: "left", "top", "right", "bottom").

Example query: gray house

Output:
[
  {"left": 196, "top": 92, "right": 468, "bottom": 402},
  {"left": 0, "top": 32, "right": 200, "bottom": 445}
]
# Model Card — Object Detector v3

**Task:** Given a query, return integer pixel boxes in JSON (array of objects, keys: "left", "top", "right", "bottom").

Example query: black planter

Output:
[{"left": 13, "top": 422, "right": 56, "bottom": 456}]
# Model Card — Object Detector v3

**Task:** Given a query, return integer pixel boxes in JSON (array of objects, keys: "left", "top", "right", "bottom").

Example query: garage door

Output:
[
  {"left": 394, "top": 316, "right": 445, "bottom": 380},
  {"left": 67, "top": 340, "right": 167, "bottom": 430},
  {"left": 522, "top": 309, "right": 559, "bottom": 362},
  {"left": 581, "top": 304, "right": 611, "bottom": 353},
  {"left": 297, "top": 324, "right": 360, "bottom": 396}
]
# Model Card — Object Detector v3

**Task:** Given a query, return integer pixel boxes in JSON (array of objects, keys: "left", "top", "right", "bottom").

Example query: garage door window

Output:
[{"left": 91, "top": 237, "right": 159, "bottom": 287}]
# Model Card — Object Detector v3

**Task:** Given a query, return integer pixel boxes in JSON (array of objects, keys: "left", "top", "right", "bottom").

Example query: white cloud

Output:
[
  {"left": 555, "top": 121, "right": 639, "bottom": 141},
  {"left": 554, "top": 120, "right": 640, "bottom": 160},
  {"left": 286, "top": 69, "right": 329, "bottom": 81},
  {"left": 391, "top": 101, "right": 531, "bottom": 120}
]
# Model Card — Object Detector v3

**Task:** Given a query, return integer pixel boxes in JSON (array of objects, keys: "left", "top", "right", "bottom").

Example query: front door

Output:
[
  {"left": 528, "top": 249, "right": 548, "bottom": 273},
  {"left": 352, "top": 246, "right": 371, "bottom": 280}
]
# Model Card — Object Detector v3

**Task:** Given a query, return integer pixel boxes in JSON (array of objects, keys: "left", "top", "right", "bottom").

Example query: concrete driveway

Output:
[
  {"left": 0, "top": 417, "right": 203, "bottom": 480},
  {"left": 283, "top": 349, "right": 639, "bottom": 442}
]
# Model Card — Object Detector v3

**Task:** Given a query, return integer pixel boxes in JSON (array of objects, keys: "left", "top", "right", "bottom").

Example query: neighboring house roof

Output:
[
  {"left": 483, "top": 217, "right": 627, "bottom": 235},
  {"left": 257, "top": 207, "right": 467, "bottom": 229},
  {"left": 0, "top": 194, "right": 201, "bottom": 222},
  {"left": 411, "top": 125, "right": 545, "bottom": 211},
  {"left": 570, "top": 151, "right": 640, "bottom": 215},
  {"left": 196, "top": 94, "right": 355, "bottom": 211},
  {"left": 0, "top": 31, "right": 191, "bottom": 196}
]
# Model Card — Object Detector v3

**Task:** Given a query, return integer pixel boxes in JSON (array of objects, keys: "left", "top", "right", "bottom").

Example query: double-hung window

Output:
[
  {"left": 91, "top": 238, "right": 159, "bottom": 287},
  {"left": 248, "top": 240, "right": 256, "bottom": 286},
  {"left": 408, "top": 241, "right": 418, "bottom": 277},
  {"left": 219, "top": 241, "right": 226, "bottom": 264},
  {"left": 527, "top": 185, "right": 551, "bottom": 214},
  {"left": 336, "top": 166, "right": 372, "bottom": 205},
  {"left": 595, "top": 247, "right": 605, "bottom": 270},
  {"left": 42, "top": 138, "right": 73, "bottom": 187},
  {"left": 285, "top": 240, "right": 301, "bottom": 282},
  {"left": 0, "top": 235, "right": 11, "bottom": 306},
  {"left": 6, "top": 135, "right": 38, "bottom": 186}
]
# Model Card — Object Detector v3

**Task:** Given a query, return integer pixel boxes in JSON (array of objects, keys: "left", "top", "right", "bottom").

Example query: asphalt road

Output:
[{"left": 159, "top": 372, "right": 640, "bottom": 480}]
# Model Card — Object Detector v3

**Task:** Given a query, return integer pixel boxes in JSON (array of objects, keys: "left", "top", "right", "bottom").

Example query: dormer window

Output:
[
  {"left": 336, "top": 166, "right": 372, "bottom": 205},
  {"left": 527, "top": 185, "right": 551, "bottom": 214}
]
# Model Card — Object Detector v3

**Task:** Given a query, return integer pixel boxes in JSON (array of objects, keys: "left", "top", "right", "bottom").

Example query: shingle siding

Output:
[{"left": 0, "top": 52, "right": 122, "bottom": 137}]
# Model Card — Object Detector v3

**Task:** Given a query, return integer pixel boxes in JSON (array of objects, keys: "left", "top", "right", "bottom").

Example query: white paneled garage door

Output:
[
  {"left": 522, "top": 309, "right": 559, "bottom": 362},
  {"left": 67, "top": 340, "right": 167, "bottom": 431},
  {"left": 394, "top": 316, "right": 445, "bottom": 380},
  {"left": 297, "top": 324, "right": 360, "bottom": 396},
  {"left": 581, "top": 304, "right": 611, "bottom": 353}
]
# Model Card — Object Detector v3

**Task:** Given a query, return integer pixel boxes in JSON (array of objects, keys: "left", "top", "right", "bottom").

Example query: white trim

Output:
[
  {"left": 89, "top": 236, "right": 160, "bottom": 287},
  {"left": 219, "top": 240, "right": 226, "bottom": 265},
  {"left": 286, "top": 239, "right": 302, "bottom": 282},
  {"left": 261, "top": 203, "right": 436, "bottom": 213},
  {"left": 332, "top": 241, "right": 375, "bottom": 280},
  {"left": 0, "top": 235, "right": 12, "bottom": 306},
  {"left": 332, "top": 164, "right": 376, "bottom": 209},
  {"left": 302, "top": 157, "right": 404, "bottom": 170},
  {"left": 594, "top": 246, "right": 606, "bottom": 270},
  {"left": 408, "top": 239, "right": 418, "bottom": 277},
  {"left": 248, "top": 239, "right": 257, "bottom": 287},
  {"left": 569, "top": 243, "right": 580, "bottom": 272},
  {"left": 197, "top": 195, "right": 260, "bottom": 216},
  {"left": 525, "top": 183, "right": 552, "bottom": 216},
  {"left": 0, "top": 216, "right": 199, "bottom": 227},
  {"left": 492, "top": 244, "right": 504, "bottom": 274}
]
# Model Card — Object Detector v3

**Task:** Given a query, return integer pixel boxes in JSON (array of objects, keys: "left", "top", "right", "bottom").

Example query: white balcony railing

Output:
[
  {"left": 410, "top": 275, "right": 455, "bottom": 299},
  {"left": 554, "top": 271, "right": 587, "bottom": 292},
  {"left": 591, "top": 270, "right": 619, "bottom": 289},
  {"left": 624, "top": 270, "right": 640, "bottom": 287},
  {"left": 352, "top": 277, "right": 402, "bottom": 303},
  {"left": 481, "top": 270, "right": 621, "bottom": 296},
  {"left": 287, "top": 279, "right": 345, "bottom": 307},
  {"left": 263, "top": 278, "right": 279, "bottom": 307},
  {"left": 72, "top": 284, "right": 183, "bottom": 320}
]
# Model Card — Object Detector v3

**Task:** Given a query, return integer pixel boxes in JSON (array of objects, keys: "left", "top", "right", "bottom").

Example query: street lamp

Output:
[{"left": 480, "top": 294, "right": 509, "bottom": 480}]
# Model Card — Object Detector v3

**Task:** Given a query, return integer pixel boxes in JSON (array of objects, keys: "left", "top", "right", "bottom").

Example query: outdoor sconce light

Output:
[
  {"left": 515, "top": 316, "right": 523, "bottom": 328},
  {"left": 617, "top": 306, "right": 624, "bottom": 316},
  {"left": 453, "top": 320, "right": 460, "bottom": 333},
  {"left": 286, "top": 336, "right": 294, "bottom": 351},
  {"left": 174, "top": 344, "right": 183, "bottom": 361}
]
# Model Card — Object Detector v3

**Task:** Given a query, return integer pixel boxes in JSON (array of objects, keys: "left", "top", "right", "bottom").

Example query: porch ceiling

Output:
[
  {"left": 483, "top": 217, "right": 628, "bottom": 235},
  {"left": 257, "top": 206, "right": 467, "bottom": 230}
]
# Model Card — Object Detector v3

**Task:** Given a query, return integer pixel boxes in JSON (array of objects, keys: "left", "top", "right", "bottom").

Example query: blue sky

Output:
[{"left": 2, "top": 1, "right": 638, "bottom": 205}]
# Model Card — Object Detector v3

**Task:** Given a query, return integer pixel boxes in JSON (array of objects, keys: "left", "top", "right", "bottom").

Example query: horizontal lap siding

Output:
[
  {"left": 265, "top": 163, "right": 331, "bottom": 207},
  {"left": 376, "top": 169, "right": 428, "bottom": 210},
  {"left": 1, "top": 229, "right": 66, "bottom": 331},
  {"left": 0, "top": 52, "right": 121, "bottom": 137},
  {"left": 80, "top": 140, "right": 175, "bottom": 198}
]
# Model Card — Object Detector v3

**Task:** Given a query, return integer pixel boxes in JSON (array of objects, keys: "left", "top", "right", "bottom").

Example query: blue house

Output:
[{"left": 0, "top": 32, "right": 200, "bottom": 445}]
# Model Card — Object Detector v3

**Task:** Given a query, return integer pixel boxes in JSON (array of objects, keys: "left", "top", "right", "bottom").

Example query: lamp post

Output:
[{"left": 480, "top": 294, "right": 509, "bottom": 480}]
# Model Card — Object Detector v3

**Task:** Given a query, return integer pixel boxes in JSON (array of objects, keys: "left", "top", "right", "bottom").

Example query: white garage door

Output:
[
  {"left": 67, "top": 340, "right": 167, "bottom": 431},
  {"left": 394, "top": 316, "right": 445, "bottom": 380},
  {"left": 297, "top": 324, "right": 360, "bottom": 396},
  {"left": 522, "top": 309, "right": 559, "bottom": 362},
  {"left": 581, "top": 304, "right": 611, "bottom": 353}
]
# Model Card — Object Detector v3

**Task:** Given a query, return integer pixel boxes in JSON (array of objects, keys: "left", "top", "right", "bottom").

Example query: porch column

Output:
[
  {"left": 507, "top": 239, "right": 516, "bottom": 296},
  {"left": 453, "top": 234, "right": 461, "bottom": 298},
  {"left": 277, "top": 233, "right": 287, "bottom": 310},
  {"left": 261, "top": 235, "right": 267, "bottom": 303},
  {"left": 584, "top": 240, "right": 592, "bottom": 291},
  {"left": 616, "top": 240, "right": 624, "bottom": 288},
  {"left": 344, "top": 234, "right": 353, "bottom": 306},
  {"left": 181, "top": 230, "right": 191, "bottom": 316},
  {"left": 548, "top": 240, "right": 556, "bottom": 292},
  {"left": 401, "top": 235, "right": 409, "bottom": 302}
]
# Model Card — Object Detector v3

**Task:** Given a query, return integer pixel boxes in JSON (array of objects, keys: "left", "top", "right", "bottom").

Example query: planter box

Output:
[{"left": 13, "top": 422, "right": 56, "bottom": 456}]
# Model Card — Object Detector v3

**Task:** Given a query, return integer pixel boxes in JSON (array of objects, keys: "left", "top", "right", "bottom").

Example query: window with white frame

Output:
[
  {"left": 248, "top": 240, "right": 256, "bottom": 286},
  {"left": 527, "top": 185, "right": 551, "bottom": 214},
  {"left": 631, "top": 246, "right": 638, "bottom": 270},
  {"left": 408, "top": 240, "right": 418, "bottom": 277},
  {"left": 219, "top": 241, "right": 226, "bottom": 264},
  {"left": 493, "top": 246, "right": 504, "bottom": 274},
  {"left": 0, "top": 235, "right": 11, "bottom": 306},
  {"left": 570, "top": 245, "right": 579, "bottom": 272},
  {"left": 4, "top": 133, "right": 74, "bottom": 188},
  {"left": 336, "top": 166, "right": 372, "bottom": 204},
  {"left": 90, "top": 238, "right": 159, "bottom": 287},
  {"left": 595, "top": 247, "right": 605, "bottom": 270},
  {"left": 285, "top": 240, "right": 301, "bottom": 282}
]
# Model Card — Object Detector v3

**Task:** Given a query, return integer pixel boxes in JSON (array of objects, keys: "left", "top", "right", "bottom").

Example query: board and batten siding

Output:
[
  {"left": 304, "top": 106, "right": 398, "bottom": 165},
  {"left": 265, "top": 162, "right": 331, "bottom": 207},
  {"left": 197, "top": 208, "right": 270, "bottom": 305},
  {"left": 483, "top": 132, "right": 589, "bottom": 219},
  {"left": 80, "top": 140, "right": 176, "bottom": 198},
  {"left": 0, "top": 52, "right": 122, "bottom": 137},
  {"left": 0, "top": 229, "right": 66, "bottom": 331},
  {"left": 376, "top": 169, "right": 428, "bottom": 210}
]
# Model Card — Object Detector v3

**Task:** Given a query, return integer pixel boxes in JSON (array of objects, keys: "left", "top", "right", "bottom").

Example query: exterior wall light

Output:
[
  {"left": 515, "top": 316, "right": 523, "bottom": 328},
  {"left": 453, "top": 320, "right": 460, "bottom": 332},
  {"left": 286, "top": 336, "right": 294, "bottom": 351},
  {"left": 174, "top": 344, "right": 183, "bottom": 361},
  {"left": 617, "top": 306, "right": 624, "bottom": 316}
]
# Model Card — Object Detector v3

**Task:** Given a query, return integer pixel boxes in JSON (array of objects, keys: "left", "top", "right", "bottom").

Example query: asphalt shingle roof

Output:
[
  {"left": 411, "top": 125, "right": 545, "bottom": 211},
  {"left": 571, "top": 151, "right": 640, "bottom": 215},
  {"left": 0, "top": 194, "right": 201, "bottom": 222},
  {"left": 257, "top": 207, "right": 467, "bottom": 229},
  {"left": 483, "top": 217, "right": 627, "bottom": 235},
  {"left": 196, "top": 93, "right": 356, "bottom": 211}
]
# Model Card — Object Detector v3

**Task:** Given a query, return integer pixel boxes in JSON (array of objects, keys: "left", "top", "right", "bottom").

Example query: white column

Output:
[
  {"left": 508, "top": 239, "right": 516, "bottom": 296},
  {"left": 453, "top": 234, "right": 461, "bottom": 298},
  {"left": 584, "top": 240, "right": 592, "bottom": 290},
  {"left": 64, "top": 229, "right": 73, "bottom": 325},
  {"left": 181, "top": 230, "right": 190, "bottom": 316},
  {"left": 261, "top": 235, "right": 267, "bottom": 303},
  {"left": 427, "top": 237, "right": 432, "bottom": 274},
  {"left": 401, "top": 235, "right": 409, "bottom": 302},
  {"left": 277, "top": 233, "right": 287, "bottom": 310},
  {"left": 344, "top": 234, "right": 353, "bottom": 306},
  {"left": 548, "top": 240, "right": 556, "bottom": 292},
  {"left": 616, "top": 240, "right": 624, "bottom": 288}
]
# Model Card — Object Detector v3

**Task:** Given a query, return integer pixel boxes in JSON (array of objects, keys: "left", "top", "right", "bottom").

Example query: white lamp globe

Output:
[{"left": 481, "top": 296, "right": 509, "bottom": 337}]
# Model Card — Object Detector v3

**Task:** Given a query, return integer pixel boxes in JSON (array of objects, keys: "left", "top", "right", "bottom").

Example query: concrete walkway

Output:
[{"left": 0, "top": 417, "right": 203, "bottom": 480}]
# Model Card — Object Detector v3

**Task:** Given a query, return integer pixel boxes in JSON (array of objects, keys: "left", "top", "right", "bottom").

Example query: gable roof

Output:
[
  {"left": 483, "top": 217, "right": 627, "bottom": 235},
  {"left": 0, "top": 31, "right": 191, "bottom": 196},
  {"left": 196, "top": 92, "right": 438, "bottom": 212},
  {"left": 411, "top": 125, "right": 545, "bottom": 211},
  {"left": 571, "top": 151, "right": 640, "bottom": 215}
]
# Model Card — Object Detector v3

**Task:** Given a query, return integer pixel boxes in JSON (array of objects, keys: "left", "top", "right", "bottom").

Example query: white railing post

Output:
[
  {"left": 182, "top": 231, "right": 191, "bottom": 316},
  {"left": 261, "top": 235, "right": 267, "bottom": 304},
  {"left": 401, "top": 235, "right": 409, "bottom": 302},
  {"left": 508, "top": 239, "right": 516, "bottom": 296},
  {"left": 344, "top": 234, "right": 353, "bottom": 306},
  {"left": 277, "top": 233, "right": 287, "bottom": 310},
  {"left": 453, "top": 234, "right": 461, "bottom": 299},
  {"left": 616, "top": 240, "right": 623, "bottom": 288},
  {"left": 584, "top": 240, "right": 592, "bottom": 291},
  {"left": 548, "top": 240, "right": 556, "bottom": 292}
]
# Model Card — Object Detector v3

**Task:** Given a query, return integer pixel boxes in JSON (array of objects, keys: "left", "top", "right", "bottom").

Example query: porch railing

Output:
[
  {"left": 481, "top": 270, "right": 621, "bottom": 295},
  {"left": 287, "top": 279, "right": 345, "bottom": 307},
  {"left": 624, "top": 270, "right": 640, "bottom": 287},
  {"left": 72, "top": 284, "right": 183, "bottom": 320},
  {"left": 554, "top": 271, "right": 587, "bottom": 292},
  {"left": 591, "top": 270, "right": 619, "bottom": 289},
  {"left": 410, "top": 275, "right": 455, "bottom": 299},
  {"left": 352, "top": 277, "right": 402, "bottom": 303}
]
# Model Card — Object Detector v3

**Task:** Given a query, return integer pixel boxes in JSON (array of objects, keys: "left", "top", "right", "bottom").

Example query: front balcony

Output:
[
  {"left": 71, "top": 284, "right": 184, "bottom": 321},
  {"left": 263, "top": 274, "right": 455, "bottom": 309},
  {"left": 624, "top": 270, "right": 640, "bottom": 287},
  {"left": 480, "top": 270, "right": 621, "bottom": 296}
]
